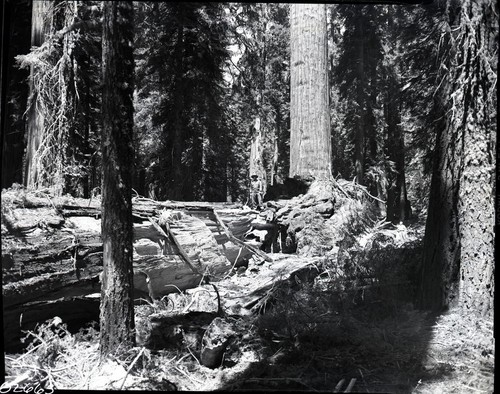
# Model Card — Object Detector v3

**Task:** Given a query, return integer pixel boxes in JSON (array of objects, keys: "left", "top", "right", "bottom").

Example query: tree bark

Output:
[
  {"left": 249, "top": 116, "right": 266, "bottom": 193},
  {"left": 171, "top": 17, "right": 186, "bottom": 201},
  {"left": 100, "top": 1, "right": 136, "bottom": 355},
  {"left": 455, "top": 0, "right": 496, "bottom": 317},
  {"left": 289, "top": 4, "right": 331, "bottom": 179},
  {"left": 354, "top": 15, "right": 365, "bottom": 184},
  {"left": 417, "top": 0, "right": 496, "bottom": 317},
  {"left": 385, "top": 78, "right": 407, "bottom": 224},
  {"left": 23, "top": 0, "right": 53, "bottom": 189}
]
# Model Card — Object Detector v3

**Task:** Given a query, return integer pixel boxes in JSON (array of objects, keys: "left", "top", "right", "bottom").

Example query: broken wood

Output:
[
  {"left": 200, "top": 317, "right": 236, "bottom": 368},
  {"left": 212, "top": 208, "right": 272, "bottom": 263},
  {"left": 149, "top": 217, "right": 202, "bottom": 277},
  {"left": 158, "top": 210, "right": 232, "bottom": 277},
  {"left": 2, "top": 189, "right": 301, "bottom": 351},
  {"left": 344, "top": 378, "right": 357, "bottom": 393}
]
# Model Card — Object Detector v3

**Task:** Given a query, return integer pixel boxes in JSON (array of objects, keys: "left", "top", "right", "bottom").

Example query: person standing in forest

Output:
[{"left": 249, "top": 174, "right": 264, "bottom": 210}]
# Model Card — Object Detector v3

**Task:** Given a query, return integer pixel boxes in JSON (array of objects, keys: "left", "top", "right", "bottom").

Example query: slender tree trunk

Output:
[
  {"left": 289, "top": 4, "right": 331, "bottom": 179},
  {"left": 24, "top": 0, "right": 53, "bottom": 189},
  {"left": 250, "top": 7, "right": 268, "bottom": 192},
  {"left": 417, "top": 116, "right": 460, "bottom": 311},
  {"left": 100, "top": 1, "right": 136, "bottom": 356},
  {"left": 384, "top": 72, "right": 407, "bottom": 224},
  {"left": 417, "top": 0, "right": 496, "bottom": 316},
  {"left": 272, "top": 103, "right": 284, "bottom": 185},
  {"left": 250, "top": 115, "right": 266, "bottom": 194},
  {"left": 172, "top": 20, "right": 186, "bottom": 200},
  {"left": 354, "top": 16, "right": 365, "bottom": 184},
  {"left": 83, "top": 66, "right": 91, "bottom": 198}
]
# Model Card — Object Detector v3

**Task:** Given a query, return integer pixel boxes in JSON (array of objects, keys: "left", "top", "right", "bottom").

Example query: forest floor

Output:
[
  {"left": 2, "top": 183, "right": 494, "bottom": 393},
  {"left": 4, "top": 227, "right": 494, "bottom": 393},
  {"left": 4, "top": 271, "right": 494, "bottom": 393}
]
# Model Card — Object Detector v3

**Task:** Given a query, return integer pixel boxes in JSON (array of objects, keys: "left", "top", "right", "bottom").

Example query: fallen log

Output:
[
  {"left": 149, "top": 217, "right": 202, "bottom": 276},
  {"left": 158, "top": 210, "right": 232, "bottom": 278},
  {"left": 1, "top": 189, "right": 278, "bottom": 351},
  {"left": 2, "top": 207, "right": 248, "bottom": 306},
  {"left": 212, "top": 209, "right": 272, "bottom": 263}
]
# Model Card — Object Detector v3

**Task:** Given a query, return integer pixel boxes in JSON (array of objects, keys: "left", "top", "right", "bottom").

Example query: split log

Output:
[
  {"left": 133, "top": 255, "right": 202, "bottom": 298},
  {"left": 189, "top": 209, "right": 254, "bottom": 266},
  {"left": 212, "top": 209, "right": 272, "bottom": 263},
  {"left": 150, "top": 218, "right": 202, "bottom": 276},
  {"left": 158, "top": 210, "right": 232, "bottom": 278},
  {"left": 1, "top": 190, "right": 283, "bottom": 351},
  {"left": 2, "top": 210, "right": 245, "bottom": 308}
]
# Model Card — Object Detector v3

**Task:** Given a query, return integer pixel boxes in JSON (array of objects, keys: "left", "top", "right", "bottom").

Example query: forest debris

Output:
[
  {"left": 118, "top": 347, "right": 146, "bottom": 390},
  {"left": 200, "top": 317, "right": 237, "bottom": 368},
  {"left": 334, "top": 378, "right": 346, "bottom": 392},
  {"left": 217, "top": 254, "right": 323, "bottom": 316},
  {"left": 150, "top": 217, "right": 202, "bottom": 276},
  {"left": 212, "top": 208, "right": 272, "bottom": 263},
  {"left": 344, "top": 378, "right": 357, "bottom": 392},
  {"left": 159, "top": 210, "right": 232, "bottom": 277}
]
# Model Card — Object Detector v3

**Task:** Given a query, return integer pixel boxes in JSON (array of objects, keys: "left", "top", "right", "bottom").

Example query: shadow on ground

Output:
[{"left": 219, "top": 283, "right": 446, "bottom": 393}]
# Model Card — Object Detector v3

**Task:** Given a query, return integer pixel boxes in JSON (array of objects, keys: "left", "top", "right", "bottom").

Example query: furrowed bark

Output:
[
  {"left": 99, "top": 1, "right": 136, "bottom": 355},
  {"left": 289, "top": 4, "right": 332, "bottom": 179}
]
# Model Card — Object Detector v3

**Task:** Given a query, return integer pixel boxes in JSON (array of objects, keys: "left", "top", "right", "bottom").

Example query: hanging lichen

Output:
[{"left": 16, "top": 1, "right": 79, "bottom": 196}]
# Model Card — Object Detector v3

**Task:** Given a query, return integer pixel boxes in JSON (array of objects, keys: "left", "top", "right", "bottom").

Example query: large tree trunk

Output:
[
  {"left": 100, "top": 1, "right": 136, "bottom": 355},
  {"left": 23, "top": 0, "right": 53, "bottom": 190},
  {"left": 23, "top": 1, "right": 85, "bottom": 196},
  {"left": 289, "top": 4, "right": 331, "bottom": 179},
  {"left": 455, "top": 0, "right": 496, "bottom": 317},
  {"left": 417, "top": 0, "right": 496, "bottom": 317}
]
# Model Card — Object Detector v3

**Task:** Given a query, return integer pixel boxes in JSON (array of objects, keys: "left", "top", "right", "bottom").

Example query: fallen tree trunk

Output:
[
  {"left": 212, "top": 209, "right": 272, "bottom": 263},
  {"left": 0, "top": 189, "right": 279, "bottom": 351}
]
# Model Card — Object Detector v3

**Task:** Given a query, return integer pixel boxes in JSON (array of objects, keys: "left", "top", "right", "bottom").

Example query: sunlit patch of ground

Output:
[{"left": 414, "top": 310, "right": 494, "bottom": 394}]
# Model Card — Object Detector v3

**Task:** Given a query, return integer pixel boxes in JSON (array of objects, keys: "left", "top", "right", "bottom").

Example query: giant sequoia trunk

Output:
[
  {"left": 289, "top": 4, "right": 331, "bottom": 179},
  {"left": 418, "top": 0, "right": 496, "bottom": 317},
  {"left": 100, "top": 1, "right": 136, "bottom": 355}
]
